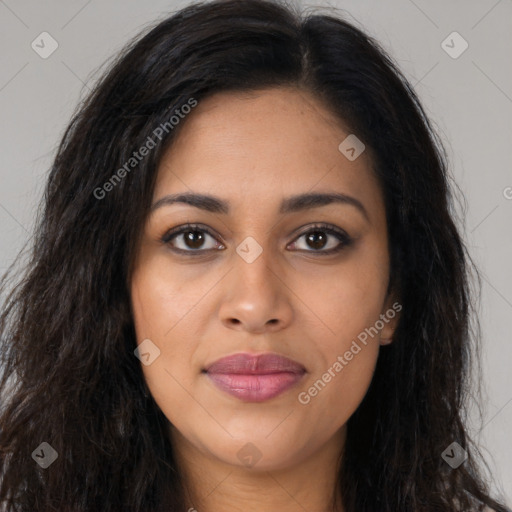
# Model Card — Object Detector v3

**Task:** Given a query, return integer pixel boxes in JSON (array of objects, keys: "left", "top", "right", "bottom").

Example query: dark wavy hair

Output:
[{"left": 0, "top": 0, "right": 509, "bottom": 510}]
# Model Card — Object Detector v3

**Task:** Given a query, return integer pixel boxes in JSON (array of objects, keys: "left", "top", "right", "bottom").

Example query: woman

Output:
[{"left": 0, "top": 0, "right": 509, "bottom": 510}]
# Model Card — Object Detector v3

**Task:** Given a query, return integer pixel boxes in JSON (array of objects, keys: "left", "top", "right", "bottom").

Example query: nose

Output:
[{"left": 218, "top": 247, "right": 293, "bottom": 334}]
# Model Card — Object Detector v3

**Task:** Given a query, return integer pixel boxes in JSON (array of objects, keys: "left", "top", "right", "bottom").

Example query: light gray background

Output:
[{"left": 0, "top": 0, "right": 510, "bottom": 503}]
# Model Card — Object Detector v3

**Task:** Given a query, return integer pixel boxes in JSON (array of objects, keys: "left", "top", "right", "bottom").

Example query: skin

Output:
[{"left": 130, "top": 86, "right": 400, "bottom": 512}]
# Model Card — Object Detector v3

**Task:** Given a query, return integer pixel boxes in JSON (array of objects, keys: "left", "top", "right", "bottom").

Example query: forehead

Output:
[{"left": 154, "top": 87, "right": 384, "bottom": 221}]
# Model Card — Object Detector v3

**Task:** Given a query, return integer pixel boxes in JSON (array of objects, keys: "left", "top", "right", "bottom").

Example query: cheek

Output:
[
  {"left": 293, "top": 247, "right": 387, "bottom": 422},
  {"left": 130, "top": 251, "right": 217, "bottom": 342},
  {"left": 326, "top": 342, "right": 379, "bottom": 405},
  {"left": 295, "top": 246, "right": 389, "bottom": 344},
  {"left": 296, "top": 334, "right": 380, "bottom": 442},
  {"left": 130, "top": 263, "right": 200, "bottom": 415}
]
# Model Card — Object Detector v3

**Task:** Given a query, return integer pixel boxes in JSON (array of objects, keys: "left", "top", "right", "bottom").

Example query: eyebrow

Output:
[{"left": 150, "top": 191, "right": 369, "bottom": 222}]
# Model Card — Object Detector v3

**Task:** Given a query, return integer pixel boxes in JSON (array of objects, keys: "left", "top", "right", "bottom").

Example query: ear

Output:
[{"left": 379, "top": 292, "right": 402, "bottom": 346}]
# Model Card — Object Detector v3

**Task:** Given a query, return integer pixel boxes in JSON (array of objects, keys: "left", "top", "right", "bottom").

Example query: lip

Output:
[{"left": 204, "top": 352, "right": 306, "bottom": 402}]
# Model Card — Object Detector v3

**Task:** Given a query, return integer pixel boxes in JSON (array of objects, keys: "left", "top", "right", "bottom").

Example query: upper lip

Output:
[{"left": 204, "top": 352, "right": 306, "bottom": 375}]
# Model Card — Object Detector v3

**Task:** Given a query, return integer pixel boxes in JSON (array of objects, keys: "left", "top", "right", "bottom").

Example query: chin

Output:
[{"left": 200, "top": 433, "right": 315, "bottom": 472}]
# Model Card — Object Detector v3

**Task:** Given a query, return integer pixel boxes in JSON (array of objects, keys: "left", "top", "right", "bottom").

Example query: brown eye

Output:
[
  {"left": 161, "top": 222, "right": 352, "bottom": 257},
  {"left": 180, "top": 229, "right": 208, "bottom": 250},
  {"left": 161, "top": 224, "right": 225, "bottom": 254},
  {"left": 304, "top": 231, "right": 329, "bottom": 250},
  {"left": 288, "top": 224, "right": 353, "bottom": 255}
]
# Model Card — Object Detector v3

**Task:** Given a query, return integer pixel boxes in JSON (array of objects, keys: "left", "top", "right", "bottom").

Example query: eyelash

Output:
[{"left": 160, "top": 222, "right": 353, "bottom": 257}]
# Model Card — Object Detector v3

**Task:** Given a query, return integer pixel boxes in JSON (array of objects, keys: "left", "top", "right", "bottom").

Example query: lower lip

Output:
[{"left": 206, "top": 372, "right": 304, "bottom": 402}]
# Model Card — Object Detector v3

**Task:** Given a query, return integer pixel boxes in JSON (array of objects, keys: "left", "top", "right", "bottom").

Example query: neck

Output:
[{"left": 171, "top": 426, "right": 346, "bottom": 512}]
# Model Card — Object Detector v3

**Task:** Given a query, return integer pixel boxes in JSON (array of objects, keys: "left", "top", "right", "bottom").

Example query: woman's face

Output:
[{"left": 130, "top": 86, "right": 399, "bottom": 472}]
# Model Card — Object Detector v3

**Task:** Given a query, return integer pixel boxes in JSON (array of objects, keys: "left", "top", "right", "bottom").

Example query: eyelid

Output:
[
  {"left": 160, "top": 223, "right": 223, "bottom": 250},
  {"left": 290, "top": 223, "right": 353, "bottom": 253},
  {"left": 160, "top": 222, "right": 353, "bottom": 255}
]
